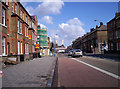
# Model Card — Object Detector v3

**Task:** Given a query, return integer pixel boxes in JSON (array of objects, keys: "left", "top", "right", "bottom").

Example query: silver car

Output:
[{"left": 72, "top": 49, "right": 83, "bottom": 57}]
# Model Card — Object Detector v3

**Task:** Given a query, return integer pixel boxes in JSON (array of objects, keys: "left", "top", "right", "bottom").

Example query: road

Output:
[{"left": 52, "top": 53, "right": 120, "bottom": 88}]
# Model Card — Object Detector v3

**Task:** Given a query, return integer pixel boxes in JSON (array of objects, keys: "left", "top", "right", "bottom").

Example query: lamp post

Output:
[{"left": 94, "top": 20, "right": 102, "bottom": 54}]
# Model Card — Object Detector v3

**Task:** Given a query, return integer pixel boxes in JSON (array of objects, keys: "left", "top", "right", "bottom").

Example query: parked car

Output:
[
  {"left": 72, "top": 49, "right": 83, "bottom": 57},
  {"left": 68, "top": 50, "right": 74, "bottom": 56}
]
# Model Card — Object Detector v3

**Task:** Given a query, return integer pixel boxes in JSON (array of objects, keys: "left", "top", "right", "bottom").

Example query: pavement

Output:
[
  {"left": 2, "top": 56, "right": 57, "bottom": 88},
  {"left": 53, "top": 53, "right": 120, "bottom": 88},
  {"left": 84, "top": 53, "right": 120, "bottom": 62}
]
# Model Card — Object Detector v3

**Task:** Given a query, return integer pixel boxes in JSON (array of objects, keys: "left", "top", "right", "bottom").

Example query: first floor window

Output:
[
  {"left": 20, "top": 22, "right": 22, "bottom": 34},
  {"left": 12, "top": 2, "right": 14, "bottom": 13},
  {"left": 2, "top": 8, "right": 5, "bottom": 25},
  {"left": 111, "top": 43, "right": 113, "bottom": 50},
  {"left": 15, "top": 4, "right": 17, "bottom": 14},
  {"left": 17, "top": 20, "right": 19, "bottom": 33},
  {"left": 25, "top": 43, "right": 29, "bottom": 54},
  {"left": 116, "top": 42, "right": 120, "bottom": 51},
  {"left": 2, "top": 37, "right": 6, "bottom": 55},
  {"left": 18, "top": 41, "right": 20, "bottom": 54}
]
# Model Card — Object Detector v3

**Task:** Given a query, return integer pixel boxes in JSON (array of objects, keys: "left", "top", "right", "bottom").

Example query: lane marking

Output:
[{"left": 72, "top": 58, "right": 120, "bottom": 80}]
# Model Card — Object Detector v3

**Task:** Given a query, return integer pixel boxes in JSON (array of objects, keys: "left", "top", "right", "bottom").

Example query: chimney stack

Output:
[
  {"left": 90, "top": 28, "right": 94, "bottom": 32},
  {"left": 100, "top": 22, "right": 103, "bottom": 26},
  {"left": 96, "top": 25, "right": 98, "bottom": 29}
]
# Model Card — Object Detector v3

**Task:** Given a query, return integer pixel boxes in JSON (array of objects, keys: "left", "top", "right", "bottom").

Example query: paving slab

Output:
[{"left": 2, "top": 56, "right": 57, "bottom": 88}]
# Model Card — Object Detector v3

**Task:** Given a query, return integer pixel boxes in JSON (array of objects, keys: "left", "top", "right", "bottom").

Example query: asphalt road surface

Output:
[{"left": 52, "top": 53, "right": 120, "bottom": 88}]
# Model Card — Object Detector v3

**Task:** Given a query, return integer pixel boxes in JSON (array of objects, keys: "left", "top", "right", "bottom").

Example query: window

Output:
[
  {"left": 25, "top": 43, "right": 29, "bottom": 54},
  {"left": 25, "top": 26, "right": 26, "bottom": 36},
  {"left": 17, "top": 20, "right": 19, "bottom": 33},
  {"left": 21, "top": 42, "right": 22, "bottom": 54},
  {"left": 26, "top": 16, "right": 27, "bottom": 23},
  {"left": 23, "top": 12, "right": 24, "bottom": 20},
  {"left": 18, "top": 41, "right": 20, "bottom": 54},
  {"left": 27, "top": 28, "right": 28, "bottom": 36},
  {"left": 2, "top": 8, "right": 5, "bottom": 25},
  {"left": 109, "top": 31, "right": 113, "bottom": 40},
  {"left": 116, "top": 42, "right": 120, "bottom": 51},
  {"left": 32, "top": 22, "right": 33, "bottom": 27},
  {"left": 15, "top": 4, "right": 17, "bottom": 14},
  {"left": 2, "top": 37, "right": 6, "bottom": 55},
  {"left": 111, "top": 43, "right": 113, "bottom": 50},
  {"left": 20, "top": 22, "right": 22, "bottom": 34},
  {"left": 20, "top": 10, "right": 22, "bottom": 18},
  {"left": 116, "top": 30, "right": 120, "bottom": 39},
  {"left": 12, "top": 2, "right": 14, "bottom": 13}
]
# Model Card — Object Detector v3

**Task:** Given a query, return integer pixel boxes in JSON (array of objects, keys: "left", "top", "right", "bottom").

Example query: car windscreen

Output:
[{"left": 75, "top": 50, "right": 81, "bottom": 52}]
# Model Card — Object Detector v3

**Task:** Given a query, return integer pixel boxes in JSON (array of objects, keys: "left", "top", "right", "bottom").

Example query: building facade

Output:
[
  {"left": 0, "top": 0, "right": 38, "bottom": 64},
  {"left": 72, "top": 22, "right": 107, "bottom": 54},
  {"left": 107, "top": 13, "right": 120, "bottom": 53},
  {"left": 0, "top": 1, "right": 8, "bottom": 62}
]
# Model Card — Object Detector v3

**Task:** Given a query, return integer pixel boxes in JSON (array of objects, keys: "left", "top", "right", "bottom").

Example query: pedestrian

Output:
[{"left": 0, "top": 70, "right": 3, "bottom": 78}]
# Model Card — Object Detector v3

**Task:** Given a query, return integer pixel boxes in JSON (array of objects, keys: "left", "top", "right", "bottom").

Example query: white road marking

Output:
[{"left": 72, "top": 58, "right": 120, "bottom": 80}]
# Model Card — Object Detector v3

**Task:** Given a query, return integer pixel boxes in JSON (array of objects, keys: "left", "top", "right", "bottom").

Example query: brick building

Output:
[
  {"left": 107, "top": 13, "right": 120, "bottom": 53},
  {"left": 72, "top": 22, "right": 107, "bottom": 54},
  {"left": 0, "top": 1, "right": 8, "bottom": 62},
  {"left": 0, "top": 0, "right": 38, "bottom": 64}
]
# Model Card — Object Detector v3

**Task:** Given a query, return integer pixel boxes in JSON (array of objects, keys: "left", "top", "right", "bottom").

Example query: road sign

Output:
[
  {"left": 28, "top": 35, "right": 31, "bottom": 39},
  {"left": 35, "top": 44, "right": 39, "bottom": 49}
]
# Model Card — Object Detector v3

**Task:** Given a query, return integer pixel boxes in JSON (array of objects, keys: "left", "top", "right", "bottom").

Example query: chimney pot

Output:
[
  {"left": 96, "top": 25, "right": 98, "bottom": 29},
  {"left": 100, "top": 22, "right": 103, "bottom": 26}
]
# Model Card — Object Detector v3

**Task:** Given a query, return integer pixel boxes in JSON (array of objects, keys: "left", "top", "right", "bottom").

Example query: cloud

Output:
[
  {"left": 56, "top": 18, "right": 86, "bottom": 46},
  {"left": 34, "top": 0, "right": 64, "bottom": 15},
  {"left": 24, "top": 0, "right": 64, "bottom": 16},
  {"left": 40, "top": 16, "right": 53, "bottom": 24}
]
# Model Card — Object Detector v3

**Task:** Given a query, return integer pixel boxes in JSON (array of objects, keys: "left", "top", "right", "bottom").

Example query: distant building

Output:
[
  {"left": 107, "top": 13, "right": 120, "bottom": 53},
  {"left": 72, "top": 22, "right": 108, "bottom": 54}
]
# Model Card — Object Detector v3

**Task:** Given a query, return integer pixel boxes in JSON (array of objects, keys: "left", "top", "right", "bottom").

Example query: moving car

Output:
[{"left": 72, "top": 49, "right": 83, "bottom": 57}]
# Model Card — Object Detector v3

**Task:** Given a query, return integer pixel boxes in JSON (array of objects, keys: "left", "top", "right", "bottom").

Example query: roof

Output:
[{"left": 38, "top": 24, "right": 47, "bottom": 29}]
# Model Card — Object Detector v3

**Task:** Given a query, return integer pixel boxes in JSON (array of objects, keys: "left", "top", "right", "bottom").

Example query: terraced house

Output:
[
  {"left": 0, "top": 0, "right": 38, "bottom": 64},
  {"left": 72, "top": 22, "right": 107, "bottom": 54},
  {"left": 107, "top": 13, "right": 120, "bottom": 54}
]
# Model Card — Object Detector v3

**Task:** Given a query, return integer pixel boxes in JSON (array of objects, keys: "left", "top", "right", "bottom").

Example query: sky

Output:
[{"left": 21, "top": 1, "right": 118, "bottom": 47}]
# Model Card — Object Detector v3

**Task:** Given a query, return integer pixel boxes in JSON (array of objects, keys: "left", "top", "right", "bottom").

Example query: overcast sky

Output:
[{"left": 21, "top": 1, "right": 118, "bottom": 47}]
